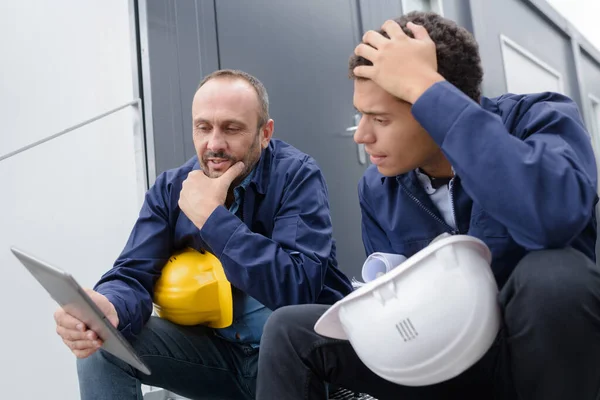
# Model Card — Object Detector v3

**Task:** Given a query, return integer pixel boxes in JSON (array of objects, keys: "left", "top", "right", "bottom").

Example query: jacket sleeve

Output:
[
  {"left": 412, "top": 81, "right": 598, "bottom": 249},
  {"left": 358, "top": 176, "right": 394, "bottom": 257},
  {"left": 94, "top": 172, "right": 173, "bottom": 338},
  {"left": 198, "top": 159, "right": 335, "bottom": 310}
]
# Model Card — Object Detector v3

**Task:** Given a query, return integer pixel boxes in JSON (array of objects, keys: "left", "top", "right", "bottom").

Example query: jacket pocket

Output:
[{"left": 271, "top": 215, "right": 299, "bottom": 248}]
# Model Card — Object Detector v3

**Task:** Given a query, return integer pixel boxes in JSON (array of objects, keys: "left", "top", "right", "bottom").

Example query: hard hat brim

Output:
[{"left": 207, "top": 255, "right": 233, "bottom": 329}]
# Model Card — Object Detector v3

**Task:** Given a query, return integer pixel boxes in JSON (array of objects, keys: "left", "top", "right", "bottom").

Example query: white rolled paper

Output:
[{"left": 361, "top": 252, "right": 408, "bottom": 282}]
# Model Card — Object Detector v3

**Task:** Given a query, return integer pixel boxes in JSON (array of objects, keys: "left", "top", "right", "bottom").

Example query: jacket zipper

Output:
[
  {"left": 449, "top": 177, "right": 458, "bottom": 232},
  {"left": 400, "top": 184, "right": 458, "bottom": 234}
]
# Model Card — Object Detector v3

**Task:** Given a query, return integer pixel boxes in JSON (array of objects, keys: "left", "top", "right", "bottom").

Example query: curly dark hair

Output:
[{"left": 349, "top": 11, "right": 483, "bottom": 102}]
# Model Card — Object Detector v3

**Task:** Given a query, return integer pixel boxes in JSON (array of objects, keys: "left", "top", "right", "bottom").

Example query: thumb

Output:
[
  {"left": 220, "top": 161, "right": 245, "bottom": 184},
  {"left": 101, "top": 299, "right": 119, "bottom": 328},
  {"left": 407, "top": 22, "right": 431, "bottom": 41},
  {"left": 107, "top": 313, "right": 119, "bottom": 328},
  {"left": 87, "top": 289, "right": 119, "bottom": 327}
]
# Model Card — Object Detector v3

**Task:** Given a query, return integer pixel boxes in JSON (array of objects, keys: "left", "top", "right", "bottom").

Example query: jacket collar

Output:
[
  {"left": 379, "top": 170, "right": 418, "bottom": 188},
  {"left": 396, "top": 170, "right": 439, "bottom": 210},
  {"left": 385, "top": 169, "right": 471, "bottom": 234},
  {"left": 381, "top": 167, "right": 456, "bottom": 188},
  {"left": 381, "top": 170, "right": 450, "bottom": 225},
  {"left": 249, "top": 141, "right": 273, "bottom": 195}
]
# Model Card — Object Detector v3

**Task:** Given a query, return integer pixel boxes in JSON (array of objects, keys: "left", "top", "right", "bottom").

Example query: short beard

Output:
[
  {"left": 200, "top": 134, "right": 262, "bottom": 185},
  {"left": 232, "top": 136, "right": 262, "bottom": 187}
]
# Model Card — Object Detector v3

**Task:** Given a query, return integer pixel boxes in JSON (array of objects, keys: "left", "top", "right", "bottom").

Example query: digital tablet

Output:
[{"left": 10, "top": 246, "right": 151, "bottom": 375}]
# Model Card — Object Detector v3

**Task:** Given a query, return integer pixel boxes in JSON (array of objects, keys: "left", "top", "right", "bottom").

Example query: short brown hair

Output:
[
  {"left": 198, "top": 69, "right": 270, "bottom": 128},
  {"left": 349, "top": 12, "right": 483, "bottom": 102}
]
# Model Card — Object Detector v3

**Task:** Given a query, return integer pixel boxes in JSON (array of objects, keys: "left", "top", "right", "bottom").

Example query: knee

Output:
[
  {"left": 263, "top": 305, "right": 306, "bottom": 342},
  {"left": 505, "top": 248, "right": 600, "bottom": 320},
  {"left": 261, "top": 304, "right": 328, "bottom": 350}
]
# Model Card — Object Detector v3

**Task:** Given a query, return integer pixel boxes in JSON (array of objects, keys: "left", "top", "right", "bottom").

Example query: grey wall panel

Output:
[
  {"left": 566, "top": 39, "right": 583, "bottom": 110},
  {"left": 580, "top": 53, "right": 600, "bottom": 260},
  {"left": 469, "top": 0, "right": 575, "bottom": 100},
  {"left": 145, "top": 0, "right": 185, "bottom": 175},
  {"left": 173, "top": 1, "right": 220, "bottom": 162},
  {"left": 358, "top": 0, "right": 403, "bottom": 34},
  {"left": 144, "top": 0, "right": 219, "bottom": 176},
  {"left": 582, "top": 52, "right": 600, "bottom": 100},
  {"left": 357, "top": 0, "right": 474, "bottom": 34},
  {"left": 214, "top": 0, "right": 369, "bottom": 278},
  {"left": 439, "top": 0, "right": 473, "bottom": 32},
  {"left": 141, "top": 0, "right": 408, "bottom": 278}
]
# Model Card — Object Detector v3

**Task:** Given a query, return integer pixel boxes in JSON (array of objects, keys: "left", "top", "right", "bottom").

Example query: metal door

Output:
[{"left": 140, "top": 0, "right": 405, "bottom": 278}]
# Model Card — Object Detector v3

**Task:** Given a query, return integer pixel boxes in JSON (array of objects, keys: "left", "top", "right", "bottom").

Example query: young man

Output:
[
  {"left": 53, "top": 69, "right": 353, "bottom": 399},
  {"left": 256, "top": 12, "right": 600, "bottom": 400}
]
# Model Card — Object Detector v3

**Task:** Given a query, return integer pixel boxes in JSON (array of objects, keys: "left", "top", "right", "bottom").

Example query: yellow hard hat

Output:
[{"left": 153, "top": 248, "right": 233, "bottom": 328}]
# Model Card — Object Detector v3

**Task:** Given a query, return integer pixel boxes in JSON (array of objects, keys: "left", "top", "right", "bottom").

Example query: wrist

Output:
[
  {"left": 194, "top": 202, "right": 221, "bottom": 229},
  {"left": 407, "top": 72, "right": 445, "bottom": 104}
]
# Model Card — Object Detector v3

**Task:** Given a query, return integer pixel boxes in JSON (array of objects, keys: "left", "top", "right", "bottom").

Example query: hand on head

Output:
[{"left": 353, "top": 21, "right": 445, "bottom": 104}]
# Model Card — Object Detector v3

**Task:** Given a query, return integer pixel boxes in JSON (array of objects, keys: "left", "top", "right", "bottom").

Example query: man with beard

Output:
[{"left": 53, "top": 69, "right": 353, "bottom": 399}]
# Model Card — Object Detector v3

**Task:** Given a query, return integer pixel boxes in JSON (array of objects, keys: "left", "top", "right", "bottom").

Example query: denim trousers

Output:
[{"left": 77, "top": 317, "right": 258, "bottom": 400}]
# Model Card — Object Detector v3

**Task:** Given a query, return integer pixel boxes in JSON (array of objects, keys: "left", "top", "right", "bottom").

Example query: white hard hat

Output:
[{"left": 314, "top": 234, "right": 501, "bottom": 387}]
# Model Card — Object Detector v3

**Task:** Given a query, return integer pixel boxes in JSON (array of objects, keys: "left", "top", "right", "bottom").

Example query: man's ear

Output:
[{"left": 260, "top": 119, "right": 274, "bottom": 149}]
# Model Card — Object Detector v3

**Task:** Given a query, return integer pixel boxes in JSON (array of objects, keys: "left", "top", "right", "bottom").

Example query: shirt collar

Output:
[
  {"left": 415, "top": 169, "right": 436, "bottom": 195},
  {"left": 236, "top": 167, "right": 255, "bottom": 192},
  {"left": 379, "top": 169, "right": 451, "bottom": 193}
]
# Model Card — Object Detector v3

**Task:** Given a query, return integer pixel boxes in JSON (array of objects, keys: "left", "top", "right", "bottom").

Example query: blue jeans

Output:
[{"left": 77, "top": 317, "right": 258, "bottom": 399}]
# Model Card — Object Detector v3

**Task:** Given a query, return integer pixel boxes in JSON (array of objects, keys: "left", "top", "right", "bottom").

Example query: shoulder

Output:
[
  {"left": 148, "top": 156, "right": 198, "bottom": 198},
  {"left": 358, "top": 166, "right": 398, "bottom": 208},
  {"left": 483, "top": 92, "right": 585, "bottom": 137},
  {"left": 359, "top": 165, "right": 386, "bottom": 193},
  {"left": 267, "top": 139, "right": 323, "bottom": 176}
]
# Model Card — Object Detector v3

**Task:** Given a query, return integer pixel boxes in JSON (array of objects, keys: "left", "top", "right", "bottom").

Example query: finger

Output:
[
  {"left": 219, "top": 161, "right": 245, "bottom": 185},
  {"left": 381, "top": 20, "right": 405, "bottom": 39},
  {"left": 354, "top": 43, "right": 378, "bottom": 62},
  {"left": 361, "top": 30, "right": 389, "bottom": 49},
  {"left": 85, "top": 290, "right": 117, "bottom": 323},
  {"left": 107, "top": 314, "right": 119, "bottom": 328},
  {"left": 353, "top": 65, "right": 375, "bottom": 80},
  {"left": 59, "top": 327, "right": 99, "bottom": 342},
  {"left": 185, "top": 170, "right": 205, "bottom": 183},
  {"left": 74, "top": 347, "right": 100, "bottom": 359},
  {"left": 84, "top": 329, "right": 99, "bottom": 340},
  {"left": 63, "top": 338, "right": 102, "bottom": 351},
  {"left": 407, "top": 22, "right": 432, "bottom": 41},
  {"left": 56, "top": 325, "right": 88, "bottom": 341},
  {"left": 55, "top": 310, "right": 86, "bottom": 331}
]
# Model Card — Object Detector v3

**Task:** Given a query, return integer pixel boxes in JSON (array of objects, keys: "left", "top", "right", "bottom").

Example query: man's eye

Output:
[{"left": 374, "top": 118, "right": 386, "bottom": 124}]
